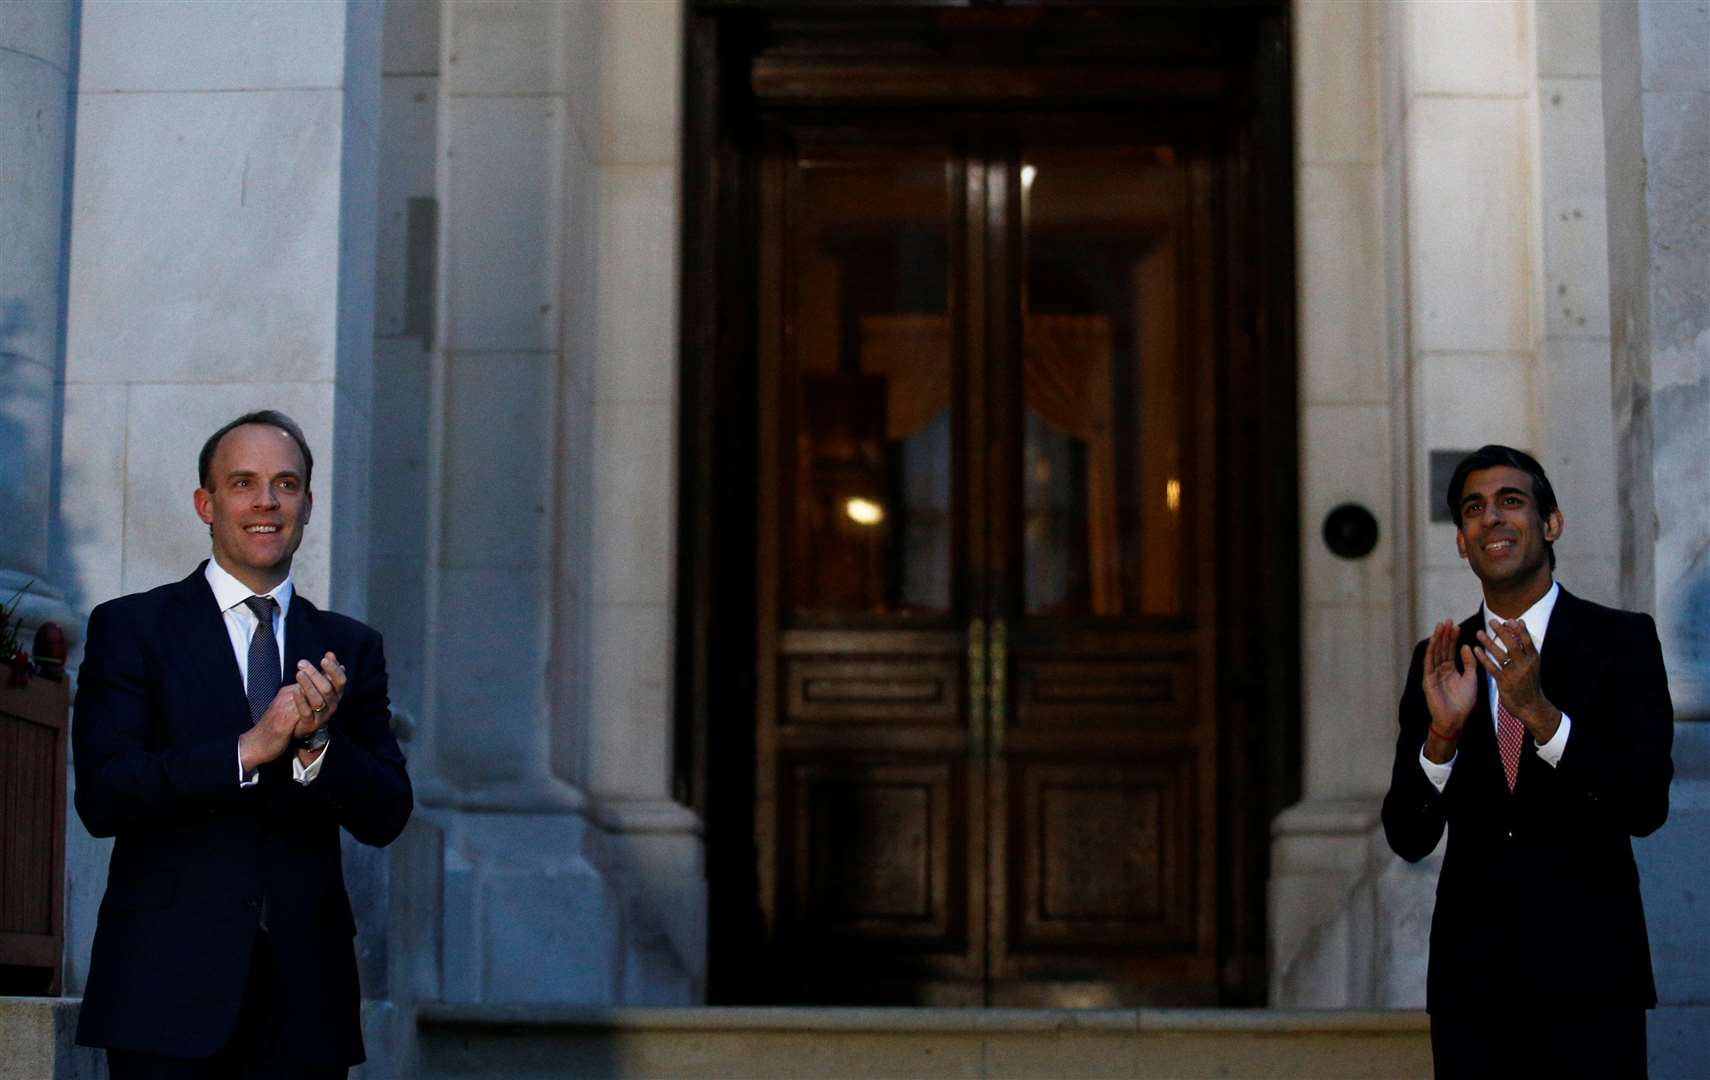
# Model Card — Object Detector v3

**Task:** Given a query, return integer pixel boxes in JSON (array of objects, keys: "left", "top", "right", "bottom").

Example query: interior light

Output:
[
  {"left": 1165, "top": 478, "right": 1181, "bottom": 513},
  {"left": 1021, "top": 164, "right": 1038, "bottom": 191},
  {"left": 845, "top": 497, "right": 886, "bottom": 526}
]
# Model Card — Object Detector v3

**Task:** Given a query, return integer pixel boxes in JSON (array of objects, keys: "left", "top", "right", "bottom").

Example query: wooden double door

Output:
[{"left": 752, "top": 122, "right": 1225, "bottom": 1006}]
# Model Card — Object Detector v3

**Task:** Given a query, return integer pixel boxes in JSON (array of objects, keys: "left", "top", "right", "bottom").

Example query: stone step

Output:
[{"left": 418, "top": 1005, "right": 1432, "bottom": 1079}]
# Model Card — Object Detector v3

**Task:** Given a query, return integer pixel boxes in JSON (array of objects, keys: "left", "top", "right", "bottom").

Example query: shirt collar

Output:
[
  {"left": 1481, "top": 579, "right": 1560, "bottom": 654},
  {"left": 204, "top": 558, "right": 293, "bottom": 620}
]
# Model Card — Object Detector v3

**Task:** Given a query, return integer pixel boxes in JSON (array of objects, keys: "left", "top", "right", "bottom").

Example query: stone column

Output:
[
  {"left": 411, "top": 0, "right": 702, "bottom": 1006},
  {"left": 0, "top": 0, "right": 77, "bottom": 638},
  {"left": 57, "top": 0, "right": 383, "bottom": 1029},
  {"left": 1603, "top": 0, "right": 1710, "bottom": 1068},
  {"left": 424, "top": 0, "right": 582, "bottom": 809},
  {"left": 1604, "top": 0, "right": 1710, "bottom": 714},
  {"left": 577, "top": 0, "right": 705, "bottom": 999},
  {"left": 1270, "top": 0, "right": 1401, "bottom": 1008},
  {"left": 1534, "top": 3, "right": 1621, "bottom": 597},
  {"left": 418, "top": 0, "right": 628, "bottom": 1008},
  {"left": 61, "top": 0, "right": 379, "bottom": 611}
]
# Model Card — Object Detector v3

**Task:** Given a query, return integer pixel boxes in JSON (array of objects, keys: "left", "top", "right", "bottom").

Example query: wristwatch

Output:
[{"left": 298, "top": 726, "right": 331, "bottom": 752}]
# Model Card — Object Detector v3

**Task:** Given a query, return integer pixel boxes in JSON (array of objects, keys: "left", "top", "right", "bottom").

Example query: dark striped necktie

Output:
[
  {"left": 1496, "top": 698, "right": 1524, "bottom": 792},
  {"left": 244, "top": 595, "right": 280, "bottom": 723}
]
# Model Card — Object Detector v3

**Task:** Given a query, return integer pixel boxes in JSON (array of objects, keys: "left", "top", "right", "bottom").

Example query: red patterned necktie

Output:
[{"left": 1496, "top": 697, "right": 1524, "bottom": 792}]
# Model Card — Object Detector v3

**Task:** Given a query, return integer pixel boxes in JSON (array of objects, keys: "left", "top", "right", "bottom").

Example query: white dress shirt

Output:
[
  {"left": 204, "top": 559, "right": 327, "bottom": 785},
  {"left": 1419, "top": 580, "right": 1573, "bottom": 792}
]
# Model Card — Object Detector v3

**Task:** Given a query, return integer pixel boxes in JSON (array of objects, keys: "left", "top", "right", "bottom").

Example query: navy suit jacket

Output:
[
  {"left": 72, "top": 564, "right": 412, "bottom": 1065},
  {"left": 1382, "top": 587, "right": 1673, "bottom": 1013}
]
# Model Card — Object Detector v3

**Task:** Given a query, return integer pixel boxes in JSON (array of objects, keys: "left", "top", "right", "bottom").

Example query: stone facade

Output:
[
  {"left": 0, "top": 1, "right": 1704, "bottom": 1076},
  {"left": 1276, "top": 3, "right": 1708, "bottom": 1073}
]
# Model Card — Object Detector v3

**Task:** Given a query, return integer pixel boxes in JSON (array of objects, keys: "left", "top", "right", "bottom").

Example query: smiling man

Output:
[
  {"left": 1382, "top": 444, "right": 1674, "bottom": 1078},
  {"left": 72, "top": 411, "right": 412, "bottom": 1079}
]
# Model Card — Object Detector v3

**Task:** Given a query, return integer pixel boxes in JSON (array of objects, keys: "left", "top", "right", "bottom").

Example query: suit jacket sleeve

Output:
[
  {"left": 72, "top": 601, "right": 245, "bottom": 837},
  {"left": 1551, "top": 610, "right": 1673, "bottom": 837},
  {"left": 296, "top": 628, "right": 413, "bottom": 847},
  {"left": 1382, "top": 637, "right": 1447, "bottom": 863}
]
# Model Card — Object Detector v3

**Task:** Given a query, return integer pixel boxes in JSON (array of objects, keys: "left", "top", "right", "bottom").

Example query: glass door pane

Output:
[
  {"left": 786, "top": 147, "right": 955, "bottom": 619},
  {"left": 1018, "top": 147, "right": 1188, "bottom": 618}
]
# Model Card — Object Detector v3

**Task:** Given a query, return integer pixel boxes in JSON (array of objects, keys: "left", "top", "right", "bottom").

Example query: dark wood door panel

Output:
[
  {"left": 771, "top": 752, "right": 986, "bottom": 993},
  {"left": 779, "top": 629, "right": 969, "bottom": 733},
  {"left": 1003, "top": 753, "right": 1201, "bottom": 950},
  {"left": 785, "top": 656, "right": 964, "bottom": 728},
  {"left": 692, "top": 5, "right": 1297, "bottom": 1009},
  {"left": 1011, "top": 652, "right": 1200, "bottom": 731}
]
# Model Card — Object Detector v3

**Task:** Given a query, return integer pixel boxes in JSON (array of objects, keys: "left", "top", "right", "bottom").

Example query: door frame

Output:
[{"left": 677, "top": 0, "right": 1300, "bottom": 1006}]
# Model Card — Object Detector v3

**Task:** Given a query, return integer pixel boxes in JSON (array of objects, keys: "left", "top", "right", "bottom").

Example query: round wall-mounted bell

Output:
[{"left": 1322, "top": 503, "right": 1379, "bottom": 560}]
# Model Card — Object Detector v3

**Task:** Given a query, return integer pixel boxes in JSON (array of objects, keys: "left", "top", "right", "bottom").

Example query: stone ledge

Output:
[
  {"left": 1, "top": 996, "right": 408, "bottom": 1079},
  {"left": 417, "top": 1003, "right": 1430, "bottom": 1035},
  {"left": 0, "top": 996, "right": 102, "bottom": 1080}
]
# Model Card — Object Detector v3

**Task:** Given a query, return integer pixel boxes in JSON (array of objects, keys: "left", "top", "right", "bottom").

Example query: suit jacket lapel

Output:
[
  {"left": 284, "top": 593, "right": 325, "bottom": 695},
  {"left": 1537, "top": 586, "right": 1579, "bottom": 716},
  {"left": 1456, "top": 611, "right": 1506, "bottom": 793},
  {"left": 252, "top": 591, "right": 324, "bottom": 790},
  {"left": 1466, "top": 585, "right": 1577, "bottom": 797},
  {"left": 171, "top": 567, "right": 251, "bottom": 735}
]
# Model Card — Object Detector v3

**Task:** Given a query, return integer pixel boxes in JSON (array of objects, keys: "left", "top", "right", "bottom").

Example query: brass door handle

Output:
[
  {"left": 968, "top": 617, "right": 987, "bottom": 755},
  {"left": 990, "top": 618, "right": 1007, "bottom": 757}
]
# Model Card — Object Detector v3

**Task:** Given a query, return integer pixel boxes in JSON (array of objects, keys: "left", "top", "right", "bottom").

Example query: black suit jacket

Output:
[
  {"left": 72, "top": 565, "right": 413, "bottom": 1065},
  {"left": 1382, "top": 587, "right": 1673, "bottom": 1013}
]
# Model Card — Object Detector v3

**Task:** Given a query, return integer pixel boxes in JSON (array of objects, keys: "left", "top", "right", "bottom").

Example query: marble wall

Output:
[
  {"left": 370, "top": 0, "right": 702, "bottom": 1008},
  {"left": 1405, "top": 0, "right": 1543, "bottom": 631},
  {"left": 55, "top": 0, "right": 384, "bottom": 1001},
  {"left": 1293, "top": 0, "right": 1399, "bottom": 810},
  {"left": 1605, "top": 0, "right": 1710, "bottom": 718},
  {"left": 1276, "top": 0, "right": 1632, "bottom": 1009},
  {"left": 1603, "top": 0, "right": 1710, "bottom": 1069},
  {"left": 21, "top": 0, "right": 1699, "bottom": 1054},
  {"left": 1534, "top": 3, "right": 1620, "bottom": 602},
  {"left": 1278, "top": 12, "right": 1710, "bottom": 1075},
  {"left": 0, "top": 0, "right": 76, "bottom": 634}
]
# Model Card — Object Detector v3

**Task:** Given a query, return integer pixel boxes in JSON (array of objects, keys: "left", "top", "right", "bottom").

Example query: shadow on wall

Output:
[
  {"left": 0, "top": 297, "right": 50, "bottom": 582},
  {"left": 1675, "top": 551, "right": 1710, "bottom": 722},
  {"left": 0, "top": 297, "right": 92, "bottom": 624}
]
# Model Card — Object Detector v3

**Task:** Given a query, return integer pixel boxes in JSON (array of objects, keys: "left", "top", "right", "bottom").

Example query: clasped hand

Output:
[
  {"left": 1419, "top": 618, "right": 1558, "bottom": 763},
  {"left": 237, "top": 652, "right": 348, "bottom": 771}
]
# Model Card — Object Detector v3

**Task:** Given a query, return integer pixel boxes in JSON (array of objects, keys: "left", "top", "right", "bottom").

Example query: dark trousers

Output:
[
  {"left": 105, "top": 931, "right": 347, "bottom": 1080},
  {"left": 1430, "top": 1007, "right": 1647, "bottom": 1080}
]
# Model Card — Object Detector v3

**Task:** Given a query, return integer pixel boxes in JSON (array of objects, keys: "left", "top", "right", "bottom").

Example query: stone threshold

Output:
[{"left": 417, "top": 1003, "right": 1430, "bottom": 1035}]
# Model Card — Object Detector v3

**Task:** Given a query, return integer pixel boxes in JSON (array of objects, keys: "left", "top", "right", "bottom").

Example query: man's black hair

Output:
[
  {"left": 1445, "top": 444, "right": 1558, "bottom": 570},
  {"left": 198, "top": 410, "right": 314, "bottom": 492}
]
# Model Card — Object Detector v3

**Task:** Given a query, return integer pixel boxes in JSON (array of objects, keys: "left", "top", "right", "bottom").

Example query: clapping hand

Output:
[
  {"left": 1474, "top": 618, "right": 1562, "bottom": 743},
  {"left": 1421, "top": 619, "right": 1475, "bottom": 761}
]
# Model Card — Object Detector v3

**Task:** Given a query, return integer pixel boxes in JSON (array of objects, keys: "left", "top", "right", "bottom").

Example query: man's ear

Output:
[
  {"left": 1543, "top": 508, "right": 1563, "bottom": 544},
  {"left": 1454, "top": 526, "right": 1468, "bottom": 561},
  {"left": 302, "top": 490, "right": 312, "bottom": 526},
  {"left": 194, "top": 487, "right": 214, "bottom": 526}
]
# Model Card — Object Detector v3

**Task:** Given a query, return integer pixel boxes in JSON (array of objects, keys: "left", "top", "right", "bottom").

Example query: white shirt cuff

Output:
[
  {"left": 292, "top": 741, "right": 329, "bottom": 784},
  {"left": 1419, "top": 746, "right": 1456, "bottom": 793},
  {"left": 1533, "top": 712, "right": 1571, "bottom": 767},
  {"left": 239, "top": 745, "right": 259, "bottom": 788}
]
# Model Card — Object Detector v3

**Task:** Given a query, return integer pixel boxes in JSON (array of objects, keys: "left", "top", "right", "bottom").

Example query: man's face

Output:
[
  {"left": 193, "top": 423, "right": 312, "bottom": 591},
  {"left": 1454, "top": 465, "right": 1561, "bottom": 592}
]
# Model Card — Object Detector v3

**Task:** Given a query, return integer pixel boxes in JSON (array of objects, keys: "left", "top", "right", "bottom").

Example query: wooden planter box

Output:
[{"left": 0, "top": 676, "right": 67, "bottom": 994}]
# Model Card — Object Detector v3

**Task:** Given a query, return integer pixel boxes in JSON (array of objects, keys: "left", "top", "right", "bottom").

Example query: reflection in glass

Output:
[
  {"left": 789, "top": 154, "right": 952, "bottom": 618},
  {"left": 1021, "top": 150, "right": 1186, "bottom": 618}
]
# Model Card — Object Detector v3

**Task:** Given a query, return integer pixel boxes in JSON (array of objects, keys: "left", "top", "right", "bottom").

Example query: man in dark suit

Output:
[
  {"left": 72, "top": 411, "right": 413, "bottom": 1078},
  {"left": 1383, "top": 444, "right": 1673, "bottom": 1078}
]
